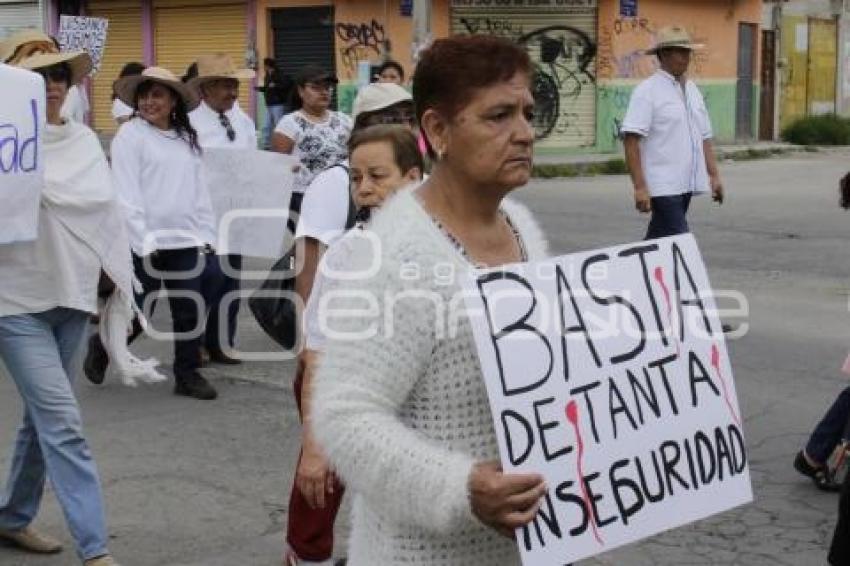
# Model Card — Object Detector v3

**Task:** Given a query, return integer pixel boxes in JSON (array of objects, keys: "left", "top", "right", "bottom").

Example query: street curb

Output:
[{"left": 531, "top": 144, "right": 828, "bottom": 179}]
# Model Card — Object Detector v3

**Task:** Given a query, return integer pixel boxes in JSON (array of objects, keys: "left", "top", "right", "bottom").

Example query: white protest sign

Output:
[
  {"left": 0, "top": 64, "right": 45, "bottom": 244},
  {"left": 203, "top": 148, "right": 294, "bottom": 257},
  {"left": 462, "top": 233, "right": 752, "bottom": 565},
  {"left": 58, "top": 16, "right": 108, "bottom": 75}
]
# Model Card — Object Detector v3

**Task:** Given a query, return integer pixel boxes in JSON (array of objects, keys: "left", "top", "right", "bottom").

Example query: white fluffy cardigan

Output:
[{"left": 312, "top": 188, "right": 548, "bottom": 565}]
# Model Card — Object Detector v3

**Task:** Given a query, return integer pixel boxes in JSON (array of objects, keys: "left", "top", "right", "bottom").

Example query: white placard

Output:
[
  {"left": 0, "top": 64, "right": 45, "bottom": 244},
  {"left": 58, "top": 15, "right": 108, "bottom": 75},
  {"left": 203, "top": 148, "right": 294, "bottom": 258},
  {"left": 462, "top": 234, "right": 752, "bottom": 565}
]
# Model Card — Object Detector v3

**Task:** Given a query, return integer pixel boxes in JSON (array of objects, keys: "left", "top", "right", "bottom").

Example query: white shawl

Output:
[{"left": 43, "top": 121, "right": 165, "bottom": 386}]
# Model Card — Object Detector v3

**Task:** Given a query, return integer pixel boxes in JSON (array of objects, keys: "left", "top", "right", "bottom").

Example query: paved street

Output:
[{"left": 2, "top": 149, "right": 849, "bottom": 566}]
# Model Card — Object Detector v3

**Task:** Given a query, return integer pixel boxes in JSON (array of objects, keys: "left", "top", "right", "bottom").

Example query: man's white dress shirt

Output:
[
  {"left": 621, "top": 69, "right": 713, "bottom": 197},
  {"left": 190, "top": 100, "right": 257, "bottom": 149}
]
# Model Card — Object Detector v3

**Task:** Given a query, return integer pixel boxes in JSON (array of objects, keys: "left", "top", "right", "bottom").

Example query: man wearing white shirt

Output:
[
  {"left": 189, "top": 53, "right": 257, "bottom": 365},
  {"left": 622, "top": 26, "right": 724, "bottom": 239}
]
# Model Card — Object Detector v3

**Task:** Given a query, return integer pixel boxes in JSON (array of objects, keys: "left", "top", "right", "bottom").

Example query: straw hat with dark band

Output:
[
  {"left": 188, "top": 53, "right": 255, "bottom": 91},
  {"left": 114, "top": 66, "right": 201, "bottom": 111},
  {"left": 645, "top": 26, "right": 705, "bottom": 55},
  {"left": 1, "top": 28, "right": 92, "bottom": 86}
]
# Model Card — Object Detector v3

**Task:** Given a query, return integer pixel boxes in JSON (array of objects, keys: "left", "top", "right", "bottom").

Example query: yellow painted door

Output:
[
  {"left": 806, "top": 18, "right": 837, "bottom": 115},
  {"left": 153, "top": 1, "right": 251, "bottom": 109},
  {"left": 86, "top": 1, "right": 144, "bottom": 134}
]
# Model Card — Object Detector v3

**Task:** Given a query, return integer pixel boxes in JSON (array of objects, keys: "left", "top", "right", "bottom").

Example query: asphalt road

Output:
[{"left": 2, "top": 149, "right": 849, "bottom": 565}]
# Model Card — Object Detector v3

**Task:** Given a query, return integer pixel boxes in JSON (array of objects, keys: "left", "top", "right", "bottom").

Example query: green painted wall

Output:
[
  {"left": 338, "top": 83, "right": 358, "bottom": 115},
  {"left": 595, "top": 80, "right": 740, "bottom": 153}
]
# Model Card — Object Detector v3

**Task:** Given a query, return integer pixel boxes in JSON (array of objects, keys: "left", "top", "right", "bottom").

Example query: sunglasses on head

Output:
[{"left": 36, "top": 64, "right": 71, "bottom": 84}]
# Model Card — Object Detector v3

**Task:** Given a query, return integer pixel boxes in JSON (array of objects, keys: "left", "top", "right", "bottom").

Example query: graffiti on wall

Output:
[
  {"left": 597, "top": 18, "right": 709, "bottom": 80},
  {"left": 336, "top": 20, "right": 386, "bottom": 79},
  {"left": 517, "top": 25, "right": 597, "bottom": 140},
  {"left": 459, "top": 17, "right": 524, "bottom": 40}
]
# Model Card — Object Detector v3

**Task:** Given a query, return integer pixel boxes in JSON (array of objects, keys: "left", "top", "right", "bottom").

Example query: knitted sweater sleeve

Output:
[{"left": 311, "top": 234, "right": 477, "bottom": 533}]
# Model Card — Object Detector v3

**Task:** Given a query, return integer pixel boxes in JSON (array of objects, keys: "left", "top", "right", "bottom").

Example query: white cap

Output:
[{"left": 352, "top": 82, "right": 413, "bottom": 122}]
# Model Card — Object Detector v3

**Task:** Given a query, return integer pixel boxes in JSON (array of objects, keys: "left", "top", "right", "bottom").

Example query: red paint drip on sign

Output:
[
  {"left": 710, "top": 344, "right": 742, "bottom": 427},
  {"left": 653, "top": 266, "right": 679, "bottom": 355},
  {"left": 565, "top": 400, "right": 604, "bottom": 546}
]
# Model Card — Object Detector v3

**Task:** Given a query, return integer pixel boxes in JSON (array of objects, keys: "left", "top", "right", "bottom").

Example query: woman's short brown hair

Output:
[
  {"left": 412, "top": 35, "right": 531, "bottom": 155},
  {"left": 348, "top": 124, "right": 424, "bottom": 178}
]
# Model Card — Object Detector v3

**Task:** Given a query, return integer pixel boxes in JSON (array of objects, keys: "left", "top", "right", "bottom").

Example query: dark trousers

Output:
[
  {"left": 286, "top": 367, "right": 345, "bottom": 561},
  {"left": 205, "top": 254, "right": 241, "bottom": 353},
  {"left": 806, "top": 386, "right": 850, "bottom": 465},
  {"left": 830, "top": 472, "right": 850, "bottom": 564},
  {"left": 645, "top": 193, "right": 692, "bottom": 240},
  {"left": 131, "top": 249, "right": 223, "bottom": 377}
]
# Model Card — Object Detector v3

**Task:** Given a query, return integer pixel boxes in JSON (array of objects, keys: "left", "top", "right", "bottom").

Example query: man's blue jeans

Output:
[
  {"left": 0, "top": 307, "right": 109, "bottom": 560},
  {"left": 646, "top": 193, "right": 693, "bottom": 240}
]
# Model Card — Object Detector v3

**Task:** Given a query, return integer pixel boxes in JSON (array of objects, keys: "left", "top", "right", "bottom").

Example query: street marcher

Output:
[
  {"left": 256, "top": 57, "right": 294, "bottom": 148},
  {"left": 310, "top": 35, "right": 548, "bottom": 565},
  {"left": 189, "top": 53, "right": 257, "bottom": 365},
  {"left": 621, "top": 25, "right": 724, "bottom": 239},
  {"left": 270, "top": 65, "right": 352, "bottom": 234},
  {"left": 0, "top": 36, "right": 128, "bottom": 566},
  {"left": 376, "top": 59, "right": 404, "bottom": 85},
  {"left": 112, "top": 62, "right": 145, "bottom": 125},
  {"left": 105, "top": 66, "right": 220, "bottom": 400},
  {"left": 794, "top": 388, "right": 850, "bottom": 492},
  {"left": 284, "top": 123, "right": 421, "bottom": 566}
]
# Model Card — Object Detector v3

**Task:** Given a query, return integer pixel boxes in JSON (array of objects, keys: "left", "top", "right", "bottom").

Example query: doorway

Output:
[{"left": 736, "top": 23, "right": 757, "bottom": 140}]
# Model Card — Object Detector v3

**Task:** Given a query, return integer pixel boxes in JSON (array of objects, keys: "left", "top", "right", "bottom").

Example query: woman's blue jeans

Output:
[{"left": 0, "top": 307, "right": 109, "bottom": 560}]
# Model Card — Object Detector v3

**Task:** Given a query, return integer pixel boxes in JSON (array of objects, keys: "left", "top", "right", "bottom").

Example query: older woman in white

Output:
[
  {"left": 0, "top": 34, "right": 128, "bottom": 566},
  {"left": 311, "top": 36, "right": 548, "bottom": 565}
]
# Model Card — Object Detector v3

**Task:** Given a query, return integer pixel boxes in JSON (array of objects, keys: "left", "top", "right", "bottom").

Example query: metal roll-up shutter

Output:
[
  {"left": 154, "top": 1, "right": 250, "bottom": 110},
  {"left": 86, "top": 0, "right": 144, "bottom": 134},
  {"left": 451, "top": 1, "right": 598, "bottom": 150},
  {"left": 270, "top": 6, "right": 336, "bottom": 108},
  {"left": 0, "top": 1, "right": 43, "bottom": 39}
]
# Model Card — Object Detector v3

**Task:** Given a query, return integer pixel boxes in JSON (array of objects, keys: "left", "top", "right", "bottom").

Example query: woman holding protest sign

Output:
[
  {"left": 0, "top": 35, "right": 127, "bottom": 566},
  {"left": 310, "top": 36, "right": 548, "bottom": 564}
]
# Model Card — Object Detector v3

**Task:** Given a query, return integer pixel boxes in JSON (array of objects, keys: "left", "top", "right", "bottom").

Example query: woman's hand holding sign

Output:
[{"left": 469, "top": 460, "right": 547, "bottom": 538}]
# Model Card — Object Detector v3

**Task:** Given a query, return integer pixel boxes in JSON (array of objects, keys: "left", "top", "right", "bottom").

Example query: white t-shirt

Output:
[
  {"left": 621, "top": 70, "right": 713, "bottom": 197},
  {"left": 294, "top": 161, "right": 350, "bottom": 246},
  {"left": 111, "top": 98, "right": 134, "bottom": 122},
  {"left": 303, "top": 227, "right": 369, "bottom": 351},
  {"left": 274, "top": 110, "right": 352, "bottom": 194}
]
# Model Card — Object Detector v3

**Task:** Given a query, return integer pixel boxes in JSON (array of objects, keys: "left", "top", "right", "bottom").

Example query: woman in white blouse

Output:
[
  {"left": 270, "top": 65, "right": 352, "bottom": 233},
  {"left": 101, "top": 67, "right": 221, "bottom": 401},
  {"left": 0, "top": 35, "right": 127, "bottom": 566}
]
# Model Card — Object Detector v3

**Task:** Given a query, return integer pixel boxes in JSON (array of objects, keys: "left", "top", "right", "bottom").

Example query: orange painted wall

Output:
[
  {"left": 597, "top": 0, "right": 762, "bottom": 81},
  {"left": 257, "top": 0, "right": 450, "bottom": 84}
]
